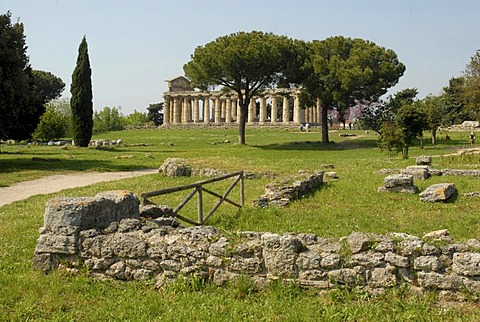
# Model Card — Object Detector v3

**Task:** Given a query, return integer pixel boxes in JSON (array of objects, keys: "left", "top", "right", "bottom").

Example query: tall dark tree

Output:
[
  {"left": 147, "top": 102, "right": 163, "bottom": 126},
  {"left": 184, "top": 31, "right": 306, "bottom": 144},
  {"left": 32, "top": 70, "right": 65, "bottom": 104},
  {"left": 303, "top": 36, "right": 405, "bottom": 143},
  {"left": 0, "top": 11, "right": 43, "bottom": 140},
  {"left": 442, "top": 77, "right": 470, "bottom": 124},
  {"left": 70, "top": 36, "right": 93, "bottom": 147}
]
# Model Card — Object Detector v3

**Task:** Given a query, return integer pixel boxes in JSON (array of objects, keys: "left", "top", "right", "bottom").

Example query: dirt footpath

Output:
[{"left": 0, "top": 169, "right": 157, "bottom": 208}]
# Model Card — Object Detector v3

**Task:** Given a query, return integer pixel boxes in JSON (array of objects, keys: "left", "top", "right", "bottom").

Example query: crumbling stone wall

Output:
[
  {"left": 33, "top": 191, "right": 480, "bottom": 298},
  {"left": 253, "top": 170, "right": 324, "bottom": 207}
]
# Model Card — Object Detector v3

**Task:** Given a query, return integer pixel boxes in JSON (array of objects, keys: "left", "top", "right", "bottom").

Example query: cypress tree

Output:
[{"left": 70, "top": 36, "right": 93, "bottom": 147}]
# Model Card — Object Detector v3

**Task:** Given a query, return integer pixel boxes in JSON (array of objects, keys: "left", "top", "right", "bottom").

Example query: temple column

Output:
[
  {"left": 248, "top": 97, "right": 256, "bottom": 123},
  {"left": 236, "top": 100, "right": 241, "bottom": 123},
  {"left": 230, "top": 98, "right": 238, "bottom": 121},
  {"left": 271, "top": 95, "right": 278, "bottom": 123},
  {"left": 173, "top": 97, "right": 181, "bottom": 124},
  {"left": 316, "top": 99, "right": 322, "bottom": 123},
  {"left": 193, "top": 97, "right": 200, "bottom": 123},
  {"left": 282, "top": 96, "right": 289, "bottom": 124},
  {"left": 259, "top": 96, "right": 266, "bottom": 124},
  {"left": 299, "top": 106, "right": 306, "bottom": 124},
  {"left": 163, "top": 96, "right": 170, "bottom": 125},
  {"left": 203, "top": 97, "right": 210, "bottom": 124},
  {"left": 182, "top": 97, "right": 191, "bottom": 123},
  {"left": 225, "top": 97, "right": 232, "bottom": 123},
  {"left": 214, "top": 97, "right": 221, "bottom": 123},
  {"left": 293, "top": 94, "right": 300, "bottom": 124}
]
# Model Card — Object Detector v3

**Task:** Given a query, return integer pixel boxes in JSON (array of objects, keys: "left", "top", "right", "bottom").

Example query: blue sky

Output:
[{"left": 2, "top": 0, "right": 479, "bottom": 115}]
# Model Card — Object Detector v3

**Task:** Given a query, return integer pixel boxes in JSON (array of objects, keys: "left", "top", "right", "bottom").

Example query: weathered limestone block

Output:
[
  {"left": 397, "top": 238, "right": 424, "bottom": 256},
  {"left": 43, "top": 190, "right": 139, "bottom": 235},
  {"left": 299, "top": 270, "right": 327, "bottom": 282},
  {"left": 378, "top": 174, "right": 419, "bottom": 194},
  {"left": 419, "top": 183, "right": 457, "bottom": 202},
  {"left": 416, "top": 155, "right": 432, "bottom": 166},
  {"left": 452, "top": 252, "right": 480, "bottom": 276},
  {"left": 347, "top": 232, "right": 373, "bottom": 254},
  {"left": 158, "top": 158, "right": 192, "bottom": 177},
  {"left": 385, "top": 252, "right": 410, "bottom": 268},
  {"left": 328, "top": 268, "right": 364, "bottom": 286},
  {"left": 254, "top": 171, "right": 324, "bottom": 208},
  {"left": 413, "top": 256, "right": 443, "bottom": 272},
  {"left": 261, "top": 233, "right": 302, "bottom": 278},
  {"left": 401, "top": 166, "right": 429, "bottom": 180},
  {"left": 440, "top": 169, "right": 480, "bottom": 177},
  {"left": 209, "top": 237, "right": 230, "bottom": 257},
  {"left": 35, "top": 234, "right": 77, "bottom": 255},
  {"left": 417, "top": 272, "right": 462, "bottom": 290},
  {"left": 320, "top": 253, "right": 341, "bottom": 269},
  {"left": 383, "top": 174, "right": 414, "bottom": 188},
  {"left": 111, "top": 233, "right": 147, "bottom": 258},
  {"left": 423, "top": 229, "right": 453, "bottom": 243},
  {"left": 230, "top": 256, "right": 264, "bottom": 273},
  {"left": 296, "top": 251, "right": 322, "bottom": 270},
  {"left": 347, "top": 252, "right": 385, "bottom": 268},
  {"left": 367, "top": 266, "right": 397, "bottom": 288}
]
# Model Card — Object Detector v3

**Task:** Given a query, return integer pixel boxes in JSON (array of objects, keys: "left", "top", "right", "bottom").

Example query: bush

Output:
[{"left": 32, "top": 105, "right": 68, "bottom": 141}]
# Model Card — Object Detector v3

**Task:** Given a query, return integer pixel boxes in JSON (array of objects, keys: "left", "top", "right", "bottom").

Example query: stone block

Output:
[
  {"left": 383, "top": 174, "right": 414, "bottom": 188},
  {"left": 158, "top": 158, "right": 192, "bottom": 177},
  {"left": 416, "top": 155, "right": 432, "bottom": 166},
  {"left": 401, "top": 166, "right": 429, "bottom": 180},
  {"left": 452, "top": 252, "right": 480, "bottom": 276},
  {"left": 419, "top": 183, "right": 457, "bottom": 202}
]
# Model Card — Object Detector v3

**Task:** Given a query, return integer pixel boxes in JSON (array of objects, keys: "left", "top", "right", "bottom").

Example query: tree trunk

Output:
[
  {"left": 321, "top": 104, "right": 329, "bottom": 143},
  {"left": 238, "top": 102, "right": 248, "bottom": 145},
  {"left": 402, "top": 145, "right": 409, "bottom": 159},
  {"left": 431, "top": 129, "right": 437, "bottom": 145},
  {"left": 419, "top": 136, "right": 423, "bottom": 149}
]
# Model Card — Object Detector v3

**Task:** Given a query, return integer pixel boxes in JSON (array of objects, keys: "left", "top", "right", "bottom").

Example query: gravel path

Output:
[{"left": 0, "top": 169, "right": 157, "bottom": 207}]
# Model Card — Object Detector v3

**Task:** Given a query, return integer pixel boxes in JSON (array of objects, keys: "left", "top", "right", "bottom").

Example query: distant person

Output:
[
  {"left": 348, "top": 122, "right": 352, "bottom": 130},
  {"left": 305, "top": 123, "right": 310, "bottom": 132},
  {"left": 470, "top": 132, "right": 476, "bottom": 146}
]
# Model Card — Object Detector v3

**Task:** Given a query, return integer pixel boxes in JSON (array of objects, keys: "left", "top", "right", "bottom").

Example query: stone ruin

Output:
[
  {"left": 253, "top": 170, "right": 324, "bottom": 207},
  {"left": 378, "top": 156, "right": 460, "bottom": 202},
  {"left": 32, "top": 190, "right": 480, "bottom": 299},
  {"left": 157, "top": 158, "right": 325, "bottom": 208}
]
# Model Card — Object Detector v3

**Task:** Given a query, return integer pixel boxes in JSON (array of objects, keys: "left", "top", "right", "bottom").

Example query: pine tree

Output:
[{"left": 70, "top": 36, "right": 93, "bottom": 147}]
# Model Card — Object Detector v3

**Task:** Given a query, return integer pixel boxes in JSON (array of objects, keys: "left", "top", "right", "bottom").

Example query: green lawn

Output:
[{"left": 1, "top": 127, "right": 479, "bottom": 320}]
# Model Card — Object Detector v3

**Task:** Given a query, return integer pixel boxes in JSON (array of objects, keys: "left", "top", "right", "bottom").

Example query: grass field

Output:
[{"left": 1, "top": 127, "right": 479, "bottom": 320}]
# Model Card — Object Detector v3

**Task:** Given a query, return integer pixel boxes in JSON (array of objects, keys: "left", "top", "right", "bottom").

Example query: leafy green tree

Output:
[
  {"left": 0, "top": 12, "right": 42, "bottom": 140},
  {"left": 420, "top": 95, "right": 445, "bottom": 145},
  {"left": 442, "top": 77, "right": 471, "bottom": 125},
  {"left": 303, "top": 36, "right": 405, "bottom": 143},
  {"left": 463, "top": 50, "right": 480, "bottom": 119},
  {"left": 70, "top": 36, "right": 93, "bottom": 147},
  {"left": 184, "top": 31, "right": 306, "bottom": 144},
  {"left": 122, "top": 110, "right": 148, "bottom": 127},
  {"left": 395, "top": 103, "right": 428, "bottom": 158},
  {"left": 359, "top": 88, "right": 418, "bottom": 134},
  {"left": 378, "top": 122, "right": 404, "bottom": 156},
  {"left": 93, "top": 107, "right": 123, "bottom": 132},
  {"left": 32, "top": 70, "right": 65, "bottom": 104},
  {"left": 32, "top": 104, "right": 68, "bottom": 141},
  {"left": 147, "top": 103, "right": 163, "bottom": 126}
]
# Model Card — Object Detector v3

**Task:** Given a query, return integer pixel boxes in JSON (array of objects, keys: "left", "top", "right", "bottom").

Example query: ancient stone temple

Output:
[{"left": 162, "top": 76, "right": 322, "bottom": 126}]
